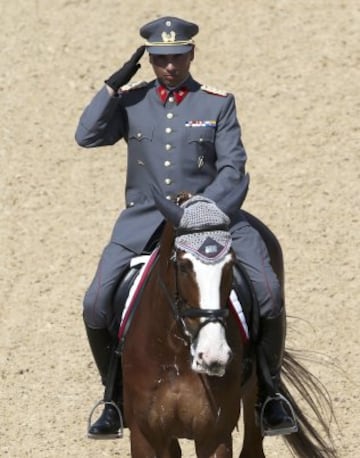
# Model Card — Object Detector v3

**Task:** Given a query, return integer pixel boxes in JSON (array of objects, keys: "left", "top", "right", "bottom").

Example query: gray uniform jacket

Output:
[{"left": 75, "top": 75, "right": 247, "bottom": 254}]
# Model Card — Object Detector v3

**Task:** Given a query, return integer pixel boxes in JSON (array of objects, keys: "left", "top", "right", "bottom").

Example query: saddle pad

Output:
[
  {"left": 118, "top": 248, "right": 159, "bottom": 339},
  {"left": 229, "top": 290, "right": 249, "bottom": 342}
]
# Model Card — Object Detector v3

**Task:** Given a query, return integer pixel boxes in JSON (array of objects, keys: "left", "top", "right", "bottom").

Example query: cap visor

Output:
[{"left": 146, "top": 44, "right": 193, "bottom": 55}]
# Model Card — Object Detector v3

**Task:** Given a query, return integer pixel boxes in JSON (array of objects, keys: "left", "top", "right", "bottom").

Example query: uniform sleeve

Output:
[
  {"left": 201, "top": 94, "right": 248, "bottom": 213},
  {"left": 75, "top": 86, "right": 127, "bottom": 147}
]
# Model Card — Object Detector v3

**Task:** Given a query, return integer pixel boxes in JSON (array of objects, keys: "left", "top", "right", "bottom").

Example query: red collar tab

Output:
[
  {"left": 156, "top": 85, "right": 189, "bottom": 104},
  {"left": 157, "top": 85, "right": 168, "bottom": 103},
  {"left": 173, "top": 87, "right": 189, "bottom": 104}
]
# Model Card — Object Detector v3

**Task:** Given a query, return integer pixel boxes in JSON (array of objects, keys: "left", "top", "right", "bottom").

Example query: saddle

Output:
[
  {"left": 232, "top": 262, "right": 259, "bottom": 342},
  {"left": 111, "top": 261, "right": 144, "bottom": 337}
]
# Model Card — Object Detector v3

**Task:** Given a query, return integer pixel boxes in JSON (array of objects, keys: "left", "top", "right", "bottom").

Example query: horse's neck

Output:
[
  {"left": 158, "top": 223, "right": 175, "bottom": 258},
  {"left": 130, "top": 261, "right": 187, "bottom": 364},
  {"left": 127, "top": 223, "right": 188, "bottom": 360}
]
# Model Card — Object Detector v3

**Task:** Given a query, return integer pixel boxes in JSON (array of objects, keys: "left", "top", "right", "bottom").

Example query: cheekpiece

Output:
[{"left": 140, "top": 16, "right": 199, "bottom": 55}]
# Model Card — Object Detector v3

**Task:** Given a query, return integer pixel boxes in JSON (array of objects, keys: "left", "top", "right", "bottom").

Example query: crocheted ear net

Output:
[{"left": 174, "top": 196, "right": 232, "bottom": 264}]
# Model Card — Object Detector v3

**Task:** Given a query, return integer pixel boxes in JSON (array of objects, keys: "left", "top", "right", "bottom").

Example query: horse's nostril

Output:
[
  {"left": 210, "top": 362, "right": 221, "bottom": 371},
  {"left": 198, "top": 352, "right": 203, "bottom": 360}
]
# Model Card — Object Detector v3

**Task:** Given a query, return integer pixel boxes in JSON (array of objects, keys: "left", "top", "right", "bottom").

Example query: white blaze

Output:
[{"left": 183, "top": 252, "right": 233, "bottom": 377}]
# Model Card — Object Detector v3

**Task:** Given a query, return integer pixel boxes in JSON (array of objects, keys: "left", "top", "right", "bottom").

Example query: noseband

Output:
[{"left": 159, "top": 224, "right": 231, "bottom": 342}]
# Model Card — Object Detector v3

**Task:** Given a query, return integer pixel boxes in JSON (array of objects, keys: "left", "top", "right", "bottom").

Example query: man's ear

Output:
[
  {"left": 190, "top": 47, "right": 195, "bottom": 61},
  {"left": 149, "top": 54, "right": 153, "bottom": 64}
]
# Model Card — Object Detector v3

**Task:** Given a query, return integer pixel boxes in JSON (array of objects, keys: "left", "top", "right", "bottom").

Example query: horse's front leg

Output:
[
  {"left": 130, "top": 425, "right": 181, "bottom": 458},
  {"left": 195, "top": 434, "right": 233, "bottom": 458},
  {"left": 239, "top": 372, "right": 265, "bottom": 458},
  {"left": 129, "top": 424, "right": 155, "bottom": 458}
]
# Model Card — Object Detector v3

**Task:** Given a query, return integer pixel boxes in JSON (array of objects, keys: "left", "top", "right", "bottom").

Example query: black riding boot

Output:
[
  {"left": 256, "top": 311, "right": 298, "bottom": 436},
  {"left": 85, "top": 324, "right": 124, "bottom": 439}
]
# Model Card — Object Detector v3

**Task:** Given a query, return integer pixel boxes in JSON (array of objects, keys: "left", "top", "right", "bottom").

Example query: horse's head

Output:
[
  {"left": 174, "top": 199, "right": 234, "bottom": 377},
  {"left": 153, "top": 188, "right": 246, "bottom": 377}
]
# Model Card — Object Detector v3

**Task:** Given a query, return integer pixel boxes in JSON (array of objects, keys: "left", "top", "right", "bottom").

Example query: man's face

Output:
[{"left": 149, "top": 48, "right": 194, "bottom": 87}]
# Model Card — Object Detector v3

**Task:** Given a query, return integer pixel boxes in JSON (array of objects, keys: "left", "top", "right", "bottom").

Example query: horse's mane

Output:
[{"left": 157, "top": 192, "right": 191, "bottom": 270}]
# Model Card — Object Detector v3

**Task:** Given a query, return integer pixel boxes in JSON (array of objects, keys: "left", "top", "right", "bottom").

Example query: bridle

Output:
[{"left": 159, "top": 224, "right": 231, "bottom": 343}]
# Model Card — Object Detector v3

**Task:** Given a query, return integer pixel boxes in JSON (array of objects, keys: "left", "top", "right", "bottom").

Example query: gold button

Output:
[
  {"left": 165, "top": 144, "right": 172, "bottom": 151},
  {"left": 167, "top": 113, "right": 174, "bottom": 119},
  {"left": 137, "top": 132, "right": 142, "bottom": 138},
  {"left": 166, "top": 195, "right": 172, "bottom": 200},
  {"left": 165, "top": 127, "right": 172, "bottom": 134},
  {"left": 164, "top": 160, "right": 171, "bottom": 167},
  {"left": 164, "top": 178, "right": 172, "bottom": 185},
  {"left": 168, "top": 96, "right": 174, "bottom": 103}
]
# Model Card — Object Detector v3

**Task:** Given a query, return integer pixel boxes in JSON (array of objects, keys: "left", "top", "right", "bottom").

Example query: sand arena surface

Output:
[{"left": 1, "top": 1, "right": 359, "bottom": 456}]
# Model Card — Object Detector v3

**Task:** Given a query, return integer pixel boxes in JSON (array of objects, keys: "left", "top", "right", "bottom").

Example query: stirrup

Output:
[
  {"left": 259, "top": 393, "right": 298, "bottom": 437},
  {"left": 87, "top": 399, "right": 124, "bottom": 439}
]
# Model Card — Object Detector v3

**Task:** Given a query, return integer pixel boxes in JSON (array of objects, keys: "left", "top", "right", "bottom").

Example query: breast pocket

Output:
[
  {"left": 187, "top": 127, "right": 215, "bottom": 145},
  {"left": 128, "top": 126, "right": 154, "bottom": 143},
  {"left": 187, "top": 128, "right": 216, "bottom": 165}
]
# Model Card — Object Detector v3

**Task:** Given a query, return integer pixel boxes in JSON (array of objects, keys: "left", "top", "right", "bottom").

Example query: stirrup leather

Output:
[
  {"left": 87, "top": 399, "right": 124, "bottom": 439},
  {"left": 259, "top": 393, "right": 298, "bottom": 437}
]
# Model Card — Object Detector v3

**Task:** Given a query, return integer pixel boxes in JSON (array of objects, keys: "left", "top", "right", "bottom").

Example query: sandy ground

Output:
[{"left": 1, "top": 0, "right": 359, "bottom": 456}]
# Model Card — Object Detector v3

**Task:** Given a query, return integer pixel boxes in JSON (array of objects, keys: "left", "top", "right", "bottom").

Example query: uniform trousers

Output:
[{"left": 83, "top": 220, "right": 281, "bottom": 330}]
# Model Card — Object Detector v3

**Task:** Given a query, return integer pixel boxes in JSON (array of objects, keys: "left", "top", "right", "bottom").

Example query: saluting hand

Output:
[{"left": 105, "top": 46, "right": 146, "bottom": 92}]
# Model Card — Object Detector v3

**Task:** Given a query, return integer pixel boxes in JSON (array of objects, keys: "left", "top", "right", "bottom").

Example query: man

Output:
[{"left": 75, "top": 16, "right": 297, "bottom": 439}]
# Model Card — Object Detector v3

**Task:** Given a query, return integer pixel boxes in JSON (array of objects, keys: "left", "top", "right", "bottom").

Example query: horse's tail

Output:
[{"left": 281, "top": 350, "right": 338, "bottom": 458}]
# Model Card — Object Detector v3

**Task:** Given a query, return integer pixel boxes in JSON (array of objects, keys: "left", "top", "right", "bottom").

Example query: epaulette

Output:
[
  {"left": 200, "top": 84, "right": 228, "bottom": 97},
  {"left": 120, "top": 80, "right": 148, "bottom": 92}
]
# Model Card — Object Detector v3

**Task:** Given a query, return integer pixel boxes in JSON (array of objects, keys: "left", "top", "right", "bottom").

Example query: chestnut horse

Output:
[{"left": 121, "top": 186, "right": 337, "bottom": 457}]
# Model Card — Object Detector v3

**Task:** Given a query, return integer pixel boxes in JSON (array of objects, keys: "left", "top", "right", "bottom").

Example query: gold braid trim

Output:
[{"left": 144, "top": 39, "right": 195, "bottom": 47}]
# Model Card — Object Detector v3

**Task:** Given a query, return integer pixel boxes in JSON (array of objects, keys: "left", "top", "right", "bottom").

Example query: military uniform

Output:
[
  {"left": 77, "top": 15, "right": 296, "bottom": 440},
  {"left": 75, "top": 76, "right": 281, "bottom": 329}
]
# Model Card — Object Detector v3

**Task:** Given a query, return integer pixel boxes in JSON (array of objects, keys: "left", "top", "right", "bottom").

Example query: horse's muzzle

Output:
[{"left": 191, "top": 327, "right": 233, "bottom": 377}]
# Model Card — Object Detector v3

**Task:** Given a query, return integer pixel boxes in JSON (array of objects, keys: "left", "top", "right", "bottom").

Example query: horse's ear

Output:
[
  {"left": 151, "top": 185, "right": 184, "bottom": 227},
  {"left": 217, "top": 173, "right": 250, "bottom": 216}
]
